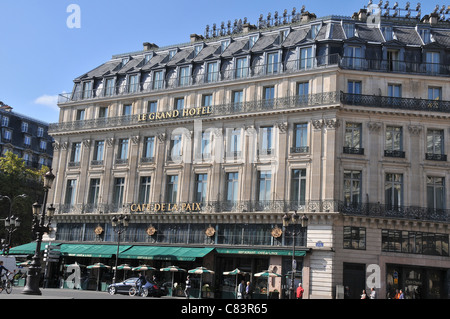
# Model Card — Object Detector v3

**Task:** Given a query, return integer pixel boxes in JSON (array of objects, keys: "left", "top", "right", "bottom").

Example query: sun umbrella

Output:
[
  {"left": 132, "top": 265, "right": 156, "bottom": 271},
  {"left": 160, "top": 266, "right": 186, "bottom": 296},
  {"left": 188, "top": 267, "right": 215, "bottom": 299},
  {"left": 17, "top": 260, "right": 32, "bottom": 267},
  {"left": 113, "top": 264, "right": 132, "bottom": 280},
  {"left": 87, "top": 263, "right": 111, "bottom": 291},
  {"left": 223, "top": 268, "right": 247, "bottom": 299},
  {"left": 254, "top": 269, "right": 281, "bottom": 298}
]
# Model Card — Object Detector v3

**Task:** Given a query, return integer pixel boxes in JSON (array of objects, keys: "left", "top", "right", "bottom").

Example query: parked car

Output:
[{"left": 107, "top": 277, "right": 138, "bottom": 295}]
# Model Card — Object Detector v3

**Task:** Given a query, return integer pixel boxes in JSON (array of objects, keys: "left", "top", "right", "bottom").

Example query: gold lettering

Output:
[
  {"left": 194, "top": 203, "right": 201, "bottom": 211},
  {"left": 154, "top": 203, "right": 160, "bottom": 211},
  {"left": 149, "top": 113, "right": 155, "bottom": 120},
  {"left": 173, "top": 110, "right": 179, "bottom": 118},
  {"left": 131, "top": 204, "right": 137, "bottom": 212},
  {"left": 161, "top": 203, "right": 166, "bottom": 212}
]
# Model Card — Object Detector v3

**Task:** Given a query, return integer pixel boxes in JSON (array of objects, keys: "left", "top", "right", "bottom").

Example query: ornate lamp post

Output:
[
  {"left": 283, "top": 211, "right": 308, "bottom": 299},
  {"left": 22, "top": 169, "right": 55, "bottom": 295},
  {"left": 111, "top": 214, "right": 129, "bottom": 284},
  {"left": 0, "top": 194, "right": 27, "bottom": 255}
]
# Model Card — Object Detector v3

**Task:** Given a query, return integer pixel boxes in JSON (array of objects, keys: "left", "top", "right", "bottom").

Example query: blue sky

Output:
[{"left": 0, "top": 0, "right": 440, "bottom": 124}]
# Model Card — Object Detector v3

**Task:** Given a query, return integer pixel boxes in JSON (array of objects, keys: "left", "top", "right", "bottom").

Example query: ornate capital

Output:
[
  {"left": 131, "top": 135, "right": 140, "bottom": 144},
  {"left": 367, "top": 122, "right": 382, "bottom": 132},
  {"left": 106, "top": 137, "right": 115, "bottom": 147},
  {"left": 276, "top": 122, "right": 288, "bottom": 133},
  {"left": 408, "top": 125, "right": 422, "bottom": 136},
  {"left": 324, "top": 119, "right": 340, "bottom": 130},
  {"left": 82, "top": 139, "right": 91, "bottom": 148},
  {"left": 157, "top": 133, "right": 166, "bottom": 143},
  {"left": 312, "top": 119, "right": 324, "bottom": 130}
]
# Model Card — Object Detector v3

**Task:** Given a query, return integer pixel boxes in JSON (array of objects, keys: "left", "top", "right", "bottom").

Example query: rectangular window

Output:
[
  {"left": 387, "top": 50, "right": 400, "bottom": 71},
  {"left": 168, "top": 50, "right": 177, "bottom": 60},
  {"left": 194, "top": 44, "right": 202, "bottom": 57},
  {"left": 143, "top": 136, "right": 155, "bottom": 160},
  {"left": 426, "top": 52, "right": 440, "bottom": 74},
  {"left": 221, "top": 40, "right": 230, "bottom": 53},
  {"left": 348, "top": 81, "right": 362, "bottom": 94},
  {"left": 70, "top": 142, "right": 81, "bottom": 163},
  {"left": 113, "top": 177, "right": 125, "bottom": 206},
  {"left": 139, "top": 176, "right": 152, "bottom": 204},
  {"left": 201, "top": 131, "right": 211, "bottom": 157},
  {"left": 343, "top": 24, "right": 355, "bottom": 38},
  {"left": 388, "top": 84, "right": 402, "bottom": 97},
  {"left": 128, "top": 74, "right": 139, "bottom": 93},
  {"left": 344, "top": 170, "right": 361, "bottom": 207},
  {"left": 266, "top": 52, "right": 279, "bottom": 74},
  {"left": 147, "top": 101, "right": 157, "bottom": 113},
  {"left": 1, "top": 116, "right": 9, "bottom": 127},
  {"left": 228, "top": 129, "right": 241, "bottom": 158},
  {"left": 343, "top": 226, "right": 366, "bottom": 250},
  {"left": 99, "top": 107, "right": 108, "bottom": 118},
  {"left": 179, "top": 66, "right": 190, "bottom": 87},
  {"left": 166, "top": 175, "right": 178, "bottom": 204},
  {"left": 105, "top": 78, "right": 115, "bottom": 96},
  {"left": 344, "top": 123, "right": 363, "bottom": 154},
  {"left": 226, "top": 172, "right": 239, "bottom": 203},
  {"left": 427, "top": 176, "right": 445, "bottom": 211},
  {"left": 202, "top": 94, "right": 212, "bottom": 107},
  {"left": 195, "top": 173, "right": 208, "bottom": 203},
  {"left": 263, "top": 86, "right": 274, "bottom": 101},
  {"left": 123, "top": 104, "right": 132, "bottom": 116},
  {"left": 428, "top": 87, "right": 442, "bottom": 101},
  {"left": 207, "top": 62, "right": 218, "bottom": 83},
  {"left": 385, "top": 173, "right": 403, "bottom": 210},
  {"left": 76, "top": 110, "right": 85, "bottom": 121},
  {"left": 118, "top": 139, "right": 129, "bottom": 160},
  {"left": 153, "top": 70, "right": 164, "bottom": 90},
  {"left": 232, "top": 90, "right": 243, "bottom": 111},
  {"left": 65, "top": 179, "right": 77, "bottom": 206},
  {"left": 297, "top": 82, "right": 309, "bottom": 104},
  {"left": 257, "top": 171, "right": 272, "bottom": 201},
  {"left": 345, "top": 46, "right": 362, "bottom": 68},
  {"left": 21, "top": 122, "right": 28, "bottom": 133},
  {"left": 93, "top": 140, "right": 104, "bottom": 162},
  {"left": 169, "top": 134, "right": 182, "bottom": 161},
  {"left": 300, "top": 47, "right": 313, "bottom": 70},
  {"left": 291, "top": 169, "right": 306, "bottom": 206},
  {"left": 39, "top": 140, "right": 47, "bottom": 151},
  {"left": 24, "top": 135, "right": 31, "bottom": 146},
  {"left": 249, "top": 35, "right": 259, "bottom": 48},
  {"left": 236, "top": 57, "right": 248, "bottom": 78},
  {"left": 259, "top": 126, "right": 273, "bottom": 155},
  {"left": 88, "top": 178, "right": 100, "bottom": 206},
  {"left": 3, "top": 129, "right": 12, "bottom": 141},
  {"left": 385, "top": 126, "right": 404, "bottom": 158},
  {"left": 82, "top": 81, "right": 92, "bottom": 99},
  {"left": 293, "top": 123, "right": 308, "bottom": 153},
  {"left": 174, "top": 98, "right": 185, "bottom": 111},
  {"left": 427, "top": 129, "right": 444, "bottom": 157}
]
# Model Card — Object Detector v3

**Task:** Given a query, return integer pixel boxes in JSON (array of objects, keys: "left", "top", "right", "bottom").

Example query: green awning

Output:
[
  {"left": 59, "top": 244, "right": 132, "bottom": 258},
  {"left": 215, "top": 248, "right": 306, "bottom": 257},
  {"left": 119, "top": 246, "right": 215, "bottom": 261},
  {"left": 8, "top": 242, "right": 62, "bottom": 255}
]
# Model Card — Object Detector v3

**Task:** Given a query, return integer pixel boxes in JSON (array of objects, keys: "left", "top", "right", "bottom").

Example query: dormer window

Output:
[
  {"left": 381, "top": 26, "right": 394, "bottom": 41},
  {"left": 419, "top": 28, "right": 431, "bottom": 44},
  {"left": 280, "top": 29, "right": 290, "bottom": 43},
  {"left": 194, "top": 44, "right": 203, "bottom": 57},
  {"left": 343, "top": 23, "right": 355, "bottom": 38},
  {"left": 121, "top": 57, "right": 129, "bottom": 67},
  {"left": 310, "top": 24, "right": 321, "bottom": 39},
  {"left": 1, "top": 116, "right": 9, "bottom": 127},
  {"left": 249, "top": 34, "right": 259, "bottom": 49},
  {"left": 169, "top": 49, "right": 177, "bottom": 60},
  {"left": 144, "top": 53, "right": 153, "bottom": 64},
  {"left": 21, "top": 121, "right": 29, "bottom": 133},
  {"left": 221, "top": 39, "right": 230, "bottom": 53}
]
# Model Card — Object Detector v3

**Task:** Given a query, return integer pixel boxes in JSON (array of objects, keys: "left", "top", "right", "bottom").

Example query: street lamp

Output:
[
  {"left": 22, "top": 169, "right": 55, "bottom": 295},
  {"left": 0, "top": 194, "right": 27, "bottom": 255},
  {"left": 111, "top": 214, "right": 129, "bottom": 284},
  {"left": 283, "top": 211, "right": 308, "bottom": 299}
]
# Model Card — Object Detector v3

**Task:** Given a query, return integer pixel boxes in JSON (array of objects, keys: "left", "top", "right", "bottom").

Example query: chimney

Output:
[
  {"left": 190, "top": 34, "right": 204, "bottom": 43},
  {"left": 429, "top": 12, "right": 439, "bottom": 25},
  {"left": 143, "top": 42, "right": 159, "bottom": 51},
  {"left": 0, "top": 102, "right": 12, "bottom": 112},
  {"left": 358, "top": 9, "right": 367, "bottom": 21},
  {"left": 301, "top": 12, "right": 317, "bottom": 23},
  {"left": 242, "top": 23, "right": 257, "bottom": 34}
]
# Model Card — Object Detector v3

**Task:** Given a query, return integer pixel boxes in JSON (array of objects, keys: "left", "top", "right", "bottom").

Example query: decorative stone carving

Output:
[
  {"left": 324, "top": 119, "right": 340, "bottom": 130},
  {"left": 106, "top": 137, "right": 115, "bottom": 147},
  {"left": 131, "top": 135, "right": 140, "bottom": 144},
  {"left": 276, "top": 122, "right": 288, "bottom": 133},
  {"left": 367, "top": 122, "right": 382, "bottom": 132},
  {"left": 408, "top": 125, "right": 422, "bottom": 136},
  {"left": 312, "top": 119, "right": 324, "bottom": 130},
  {"left": 82, "top": 139, "right": 91, "bottom": 147},
  {"left": 157, "top": 133, "right": 166, "bottom": 143}
]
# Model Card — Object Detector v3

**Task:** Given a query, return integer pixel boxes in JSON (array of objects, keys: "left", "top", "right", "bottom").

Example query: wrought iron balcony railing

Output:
[
  {"left": 54, "top": 200, "right": 450, "bottom": 222},
  {"left": 49, "top": 91, "right": 340, "bottom": 133},
  {"left": 384, "top": 150, "right": 406, "bottom": 158},
  {"left": 341, "top": 92, "right": 450, "bottom": 114}
]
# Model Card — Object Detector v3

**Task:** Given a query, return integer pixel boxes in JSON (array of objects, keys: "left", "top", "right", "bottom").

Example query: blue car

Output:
[{"left": 107, "top": 277, "right": 138, "bottom": 295}]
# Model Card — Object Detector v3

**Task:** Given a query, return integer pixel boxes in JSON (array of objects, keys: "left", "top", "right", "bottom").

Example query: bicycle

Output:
[
  {"left": 0, "top": 273, "right": 13, "bottom": 294},
  {"left": 129, "top": 285, "right": 148, "bottom": 297}
]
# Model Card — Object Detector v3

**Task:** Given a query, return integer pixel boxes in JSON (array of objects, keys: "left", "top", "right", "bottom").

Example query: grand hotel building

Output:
[{"left": 44, "top": 4, "right": 450, "bottom": 298}]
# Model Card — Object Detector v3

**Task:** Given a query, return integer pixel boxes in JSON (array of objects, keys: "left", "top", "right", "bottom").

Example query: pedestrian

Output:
[
  {"left": 361, "top": 289, "right": 367, "bottom": 299},
  {"left": 237, "top": 280, "right": 245, "bottom": 299},
  {"left": 244, "top": 281, "right": 252, "bottom": 299},
  {"left": 296, "top": 283, "right": 304, "bottom": 299},
  {"left": 185, "top": 275, "right": 191, "bottom": 299},
  {"left": 399, "top": 289, "right": 404, "bottom": 299},
  {"left": 370, "top": 287, "right": 377, "bottom": 299},
  {"left": 136, "top": 273, "right": 147, "bottom": 296},
  {"left": 394, "top": 289, "right": 400, "bottom": 299}
]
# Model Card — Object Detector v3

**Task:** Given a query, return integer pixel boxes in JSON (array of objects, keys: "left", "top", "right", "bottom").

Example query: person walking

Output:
[
  {"left": 370, "top": 287, "right": 377, "bottom": 299},
  {"left": 296, "top": 283, "right": 304, "bottom": 299},
  {"left": 185, "top": 275, "right": 191, "bottom": 299},
  {"left": 244, "top": 281, "right": 252, "bottom": 299},
  {"left": 361, "top": 289, "right": 367, "bottom": 299},
  {"left": 237, "top": 280, "right": 245, "bottom": 299}
]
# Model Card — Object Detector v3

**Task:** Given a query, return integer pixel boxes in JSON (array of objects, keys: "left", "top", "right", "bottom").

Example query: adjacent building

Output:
[
  {"left": 0, "top": 102, "right": 53, "bottom": 169},
  {"left": 44, "top": 4, "right": 450, "bottom": 298}
]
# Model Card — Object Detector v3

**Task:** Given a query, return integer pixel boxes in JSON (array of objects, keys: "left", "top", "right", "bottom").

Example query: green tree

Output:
[{"left": 0, "top": 151, "right": 48, "bottom": 249}]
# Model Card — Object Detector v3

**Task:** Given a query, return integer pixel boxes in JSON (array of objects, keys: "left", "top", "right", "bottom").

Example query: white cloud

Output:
[{"left": 34, "top": 94, "right": 59, "bottom": 110}]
